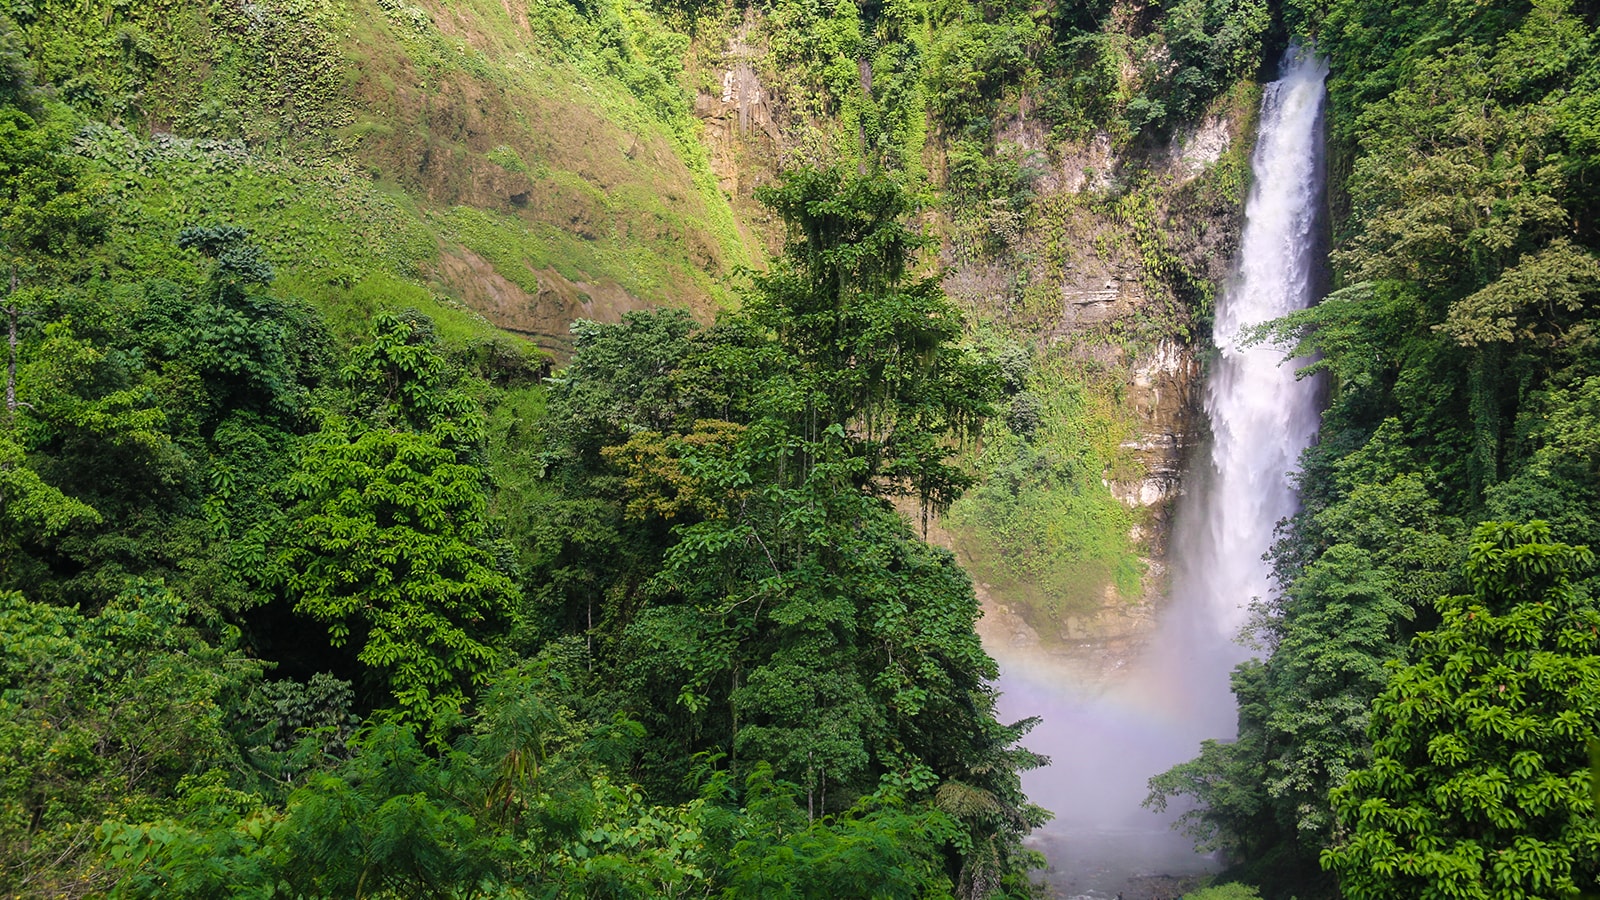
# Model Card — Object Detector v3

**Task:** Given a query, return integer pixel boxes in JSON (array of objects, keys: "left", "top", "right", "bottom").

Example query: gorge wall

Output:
[
  {"left": 680, "top": 7, "right": 1267, "bottom": 674},
  {"left": 942, "top": 100, "right": 1258, "bottom": 678}
]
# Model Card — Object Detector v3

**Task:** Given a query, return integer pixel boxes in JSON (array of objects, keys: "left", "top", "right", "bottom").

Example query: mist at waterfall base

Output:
[{"left": 993, "top": 50, "right": 1330, "bottom": 898}]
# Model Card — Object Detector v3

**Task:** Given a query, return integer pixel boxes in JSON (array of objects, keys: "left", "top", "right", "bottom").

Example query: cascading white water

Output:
[
  {"left": 993, "top": 49, "right": 1329, "bottom": 897},
  {"left": 1195, "top": 47, "right": 1329, "bottom": 641}
]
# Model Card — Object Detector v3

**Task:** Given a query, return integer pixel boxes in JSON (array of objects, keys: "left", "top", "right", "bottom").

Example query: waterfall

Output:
[
  {"left": 1195, "top": 47, "right": 1329, "bottom": 640},
  {"left": 994, "top": 49, "right": 1329, "bottom": 897}
]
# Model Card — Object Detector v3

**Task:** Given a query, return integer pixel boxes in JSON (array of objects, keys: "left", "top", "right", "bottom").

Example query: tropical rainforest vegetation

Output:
[
  {"left": 0, "top": 0, "right": 1276, "bottom": 888},
  {"left": 4, "top": 0, "right": 1600, "bottom": 890}
]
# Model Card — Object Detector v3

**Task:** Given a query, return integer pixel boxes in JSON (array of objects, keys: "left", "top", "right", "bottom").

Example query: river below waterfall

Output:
[{"left": 996, "top": 48, "right": 1330, "bottom": 898}]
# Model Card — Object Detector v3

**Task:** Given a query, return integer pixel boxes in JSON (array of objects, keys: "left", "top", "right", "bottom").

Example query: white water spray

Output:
[{"left": 995, "top": 49, "right": 1329, "bottom": 897}]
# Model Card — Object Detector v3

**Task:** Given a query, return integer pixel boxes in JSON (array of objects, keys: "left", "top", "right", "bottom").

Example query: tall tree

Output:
[
  {"left": 270, "top": 312, "right": 515, "bottom": 730},
  {"left": 745, "top": 166, "right": 997, "bottom": 520},
  {"left": 530, "top": 168, "right": 1044, "bottom": 897}
]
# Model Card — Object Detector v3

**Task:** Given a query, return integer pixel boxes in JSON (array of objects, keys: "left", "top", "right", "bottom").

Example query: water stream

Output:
[{"left": 996, "top": 49, "right": 1330, "bottom": 898}]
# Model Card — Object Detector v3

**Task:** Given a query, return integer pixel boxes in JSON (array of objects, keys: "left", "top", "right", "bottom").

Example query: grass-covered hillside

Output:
[{"left": 17, "top": 0, "right": 756, "bottom": 353}]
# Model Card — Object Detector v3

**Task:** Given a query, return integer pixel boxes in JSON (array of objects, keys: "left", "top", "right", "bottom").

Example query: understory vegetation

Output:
[{"left": 947, "top": 342, "right": 1145, "bottom": 625}]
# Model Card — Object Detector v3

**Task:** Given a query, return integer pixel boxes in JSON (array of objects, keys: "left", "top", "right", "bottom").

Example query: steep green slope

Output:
[{"left": 17, "top": 0, "right": 756, "bottom": 352}]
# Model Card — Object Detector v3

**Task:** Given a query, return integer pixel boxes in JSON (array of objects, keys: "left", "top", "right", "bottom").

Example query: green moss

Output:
[
  {"left": 947, "top": 338, "right": 1146, "bottom": 633},
  {"left": 486, "top": 144, "right": 531, "bottom": 175}
]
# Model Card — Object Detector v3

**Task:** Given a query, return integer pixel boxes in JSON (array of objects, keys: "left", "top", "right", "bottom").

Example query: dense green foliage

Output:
[
  {"left": 1150, "top": 1, "right": 1600, "bottom": 897},
  {"left": 22, "top": 0, "right": 1600, "bottom": 893},
  {"left": 0, "top": 43, "right": 1046, "bottom": 889},
  {"left": 1323, "top": 523, "right": 1600, "bottom": 899},
  {"left": 948, "top": 350, "right": 1145, "bottom": 622},
  {"left": 518, "top": 167, "right": 1048, "bottom": 896},
  {"left": 1, "top": 586, "right": 264, "bottom": 897}
]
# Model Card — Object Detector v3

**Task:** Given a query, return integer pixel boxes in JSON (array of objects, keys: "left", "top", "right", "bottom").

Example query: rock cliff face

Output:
[
  {"left": 946, "top": 100, "right": 1256, "bottom": 679},
  {"left": 684, "top": 21, "right": 1258, "bottom": 679}
]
